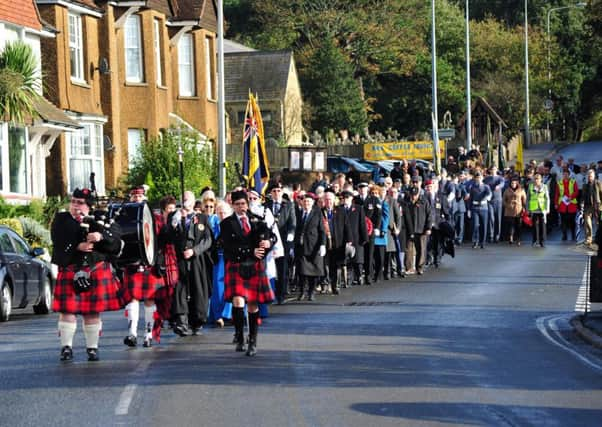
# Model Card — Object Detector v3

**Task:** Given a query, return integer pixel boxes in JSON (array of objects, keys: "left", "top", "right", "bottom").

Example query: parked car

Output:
[
  {"left": 0, "top": 225, "right": 53, "bottom": 321},
  {"left": 326, "top": 155, "right": 373, "bottom": 174}
]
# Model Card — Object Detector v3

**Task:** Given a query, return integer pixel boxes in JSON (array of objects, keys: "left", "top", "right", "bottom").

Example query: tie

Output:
[
  {"left": 302, "top": 212, "right": 308, "bottom": 223},
  {"left": 273, "top": 202, "right": 280, "bottom": 216},
  {"left": 241, "top": 216, "right": 250, "bottom": 235}
]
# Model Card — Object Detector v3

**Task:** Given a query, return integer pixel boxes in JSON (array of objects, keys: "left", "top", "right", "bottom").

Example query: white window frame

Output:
[
  {"left": 204, "top": 37, "right": 214, "bottom": 100},
  {"left": 127, "top": 129, "right": 143, "bottom": 167},
  {"left": 68, "top": 13, "right": 85, "bottom": 82},
  {"left": 124, "top": 14, "right": 144, "bottom": 83},
  {"left": 0, "top": 123, "right": 29, "bottom": 195},
  {"left": 178, "top": 33, "right": 195, "bottom": 96},
  {"left": 153, "top": 19, "right": 163, "bottom": 86},
  {"left": 66, "top": 122, "right": 105, "bottom": 194}
]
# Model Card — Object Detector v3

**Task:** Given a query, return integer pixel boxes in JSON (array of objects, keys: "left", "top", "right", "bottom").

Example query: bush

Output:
[
  {"left": 42, "top": 195, "right": 68, "bottom": 228},
  {"left": 17, "top": 216, "right": 51, "bottom": 248},
  {"left": 126, "top": 128, "right": 216, "bottom": 203},
  {"left": 0, "top": 218, "right": 23, "bottom": 236}
]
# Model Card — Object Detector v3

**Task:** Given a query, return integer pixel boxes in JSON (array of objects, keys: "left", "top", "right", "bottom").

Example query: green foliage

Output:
[
  {"left": 302, "top": 38, "right": 367, "bottom": 135},
  {"left": 17, "top": 216, "right": 51, "bottom": 248},
  {"left": 0, "top": 218, "right": 23, "bottom": 237},
  {"left": 42, "top": 196, "right": 69, "bottom": 228},
  {"left": 0, "top": 40, "right": 42, "bottom": 124},
  {"left": 126, "top": 129, "right": 216, "bottom": 203}
]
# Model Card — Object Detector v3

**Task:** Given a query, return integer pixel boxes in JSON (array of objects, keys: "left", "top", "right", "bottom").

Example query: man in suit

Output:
[
  {"left": 355, "top": 182, "right": 382, "bottom": 285},
  {"left": 405, "top": 186, "right": 432, "bottom": 275},
  {"left": 337, "top": 190, "right": 368, "bottom": 286},
  {"left": 265, "top": 182, "right": 296, "bottom": 304},
  {"left": 581, "top": 169, "right": 602, "bottom": 246}
]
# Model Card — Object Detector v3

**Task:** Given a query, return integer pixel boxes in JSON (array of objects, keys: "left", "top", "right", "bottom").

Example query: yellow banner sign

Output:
[{"left": 363, "top": 140, "right": 446, "bottom": 161}]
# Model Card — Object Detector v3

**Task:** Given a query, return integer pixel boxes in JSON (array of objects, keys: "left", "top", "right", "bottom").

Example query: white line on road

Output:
[
  {"left": 536, "top": 315, "right": 602, "bottom": 372},
  {"left": 114, "top": 359, "right": 152, "bottom": 415},
  {"left": 574, "top": 258, "right": 590, "bottom": 313}
]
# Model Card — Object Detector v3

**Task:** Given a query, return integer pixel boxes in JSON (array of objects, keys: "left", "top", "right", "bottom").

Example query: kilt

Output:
[
  {"left": 224, "top": 260, "right": 274, "bottom": 304},
  {"left": 53, "top": 262, "right": 125, "bottom": 315},
  {"left": 122, "top": 265, "right": 165, "bottom": 301}
]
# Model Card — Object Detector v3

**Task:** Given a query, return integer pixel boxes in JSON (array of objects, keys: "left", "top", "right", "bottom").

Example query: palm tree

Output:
[{"left": 0, "top": 40, "right": 42, "bottom": 124}]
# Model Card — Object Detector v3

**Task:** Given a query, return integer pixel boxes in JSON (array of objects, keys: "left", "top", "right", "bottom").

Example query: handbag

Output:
[{"left": 521, "top": 209, "right": 533, "bottom": 227}]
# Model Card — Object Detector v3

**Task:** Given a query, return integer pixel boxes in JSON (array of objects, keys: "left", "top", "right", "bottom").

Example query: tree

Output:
[
  {"left": 302, "top": 38, "right": 367, "bottom": 137},
  {"left": 126, "top": 129, "right": 216, "bottom": 203},
  {"left": 0, "top": 40, "right": 41, "bottom": 124}
]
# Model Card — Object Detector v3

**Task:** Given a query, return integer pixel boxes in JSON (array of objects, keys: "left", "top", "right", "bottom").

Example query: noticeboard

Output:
[{"left": 363, "top": 140, "right": 446, "bottom": 161}]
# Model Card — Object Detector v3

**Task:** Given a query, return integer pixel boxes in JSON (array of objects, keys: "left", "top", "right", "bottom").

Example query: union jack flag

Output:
[{"left": 242, "top": 93, "right": 270, "bottom": 195}]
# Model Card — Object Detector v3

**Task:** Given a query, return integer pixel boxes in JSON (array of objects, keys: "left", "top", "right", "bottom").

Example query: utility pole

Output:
[
  {"left": 465, "top": 0, "right": 472, "bottom": 151},
  {"left": 431, "top": 0, "right": 441, "bottom": 173},
  {"left": 217, "top": 0, "right": 227, "bottom": 197}
]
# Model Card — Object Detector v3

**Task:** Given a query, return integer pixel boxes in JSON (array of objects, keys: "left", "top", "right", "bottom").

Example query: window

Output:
[
  {"left": 68, "top": 13, "right": 84, "bottom": 81},
  {"left": 178, "top": 33, "right": 195, "bottom": 96},
  {"left": 127, "top": 129, "right": 143, "bottom": 167},
  {"left": 9, "top": 231, "right": 29, "bottom": 255},
  {"left": 8, "top": 126, "right": 27, "bottom": 194},
  {"left": 204, "top": 37, "right": 214, "bottom": 100},
  {"left": 0, "top": 232, "right": 14, "bottom": 253},
  {"left": 67, "top": 123, "right": 104, "bottom": 193},
  {"left": 153, "top": 19, "right": 163, "bottom": 86},
  {"left": 125, "top": 14, "right": 144, "bottom": 83}
]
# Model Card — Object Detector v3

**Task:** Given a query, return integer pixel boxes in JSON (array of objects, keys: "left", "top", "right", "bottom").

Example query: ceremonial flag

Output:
[
  {"left": 242, "top": 93, "right": 270, "bottom": 194},
  {"left": 516, "top": 137, "right": 524, "bottom": 174}
]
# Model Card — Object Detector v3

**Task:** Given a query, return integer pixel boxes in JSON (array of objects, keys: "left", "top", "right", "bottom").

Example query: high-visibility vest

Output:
[
  {"left": 557, "top": 179, "right": 578, "bottom": 206},
  {"left": 528, "top": 184, "right": 548, "bottom": 212}
]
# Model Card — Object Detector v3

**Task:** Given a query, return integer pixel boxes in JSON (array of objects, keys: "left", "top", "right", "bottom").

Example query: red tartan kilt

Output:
[
  {"left": 53, "top": 262, "right": 125, "bottom": 315},
  {"left": 224, "top": 260, "right": 274, "bottom": 304},
  {"left": 122, "top": 266, "right": 165, "bottom": 301}
]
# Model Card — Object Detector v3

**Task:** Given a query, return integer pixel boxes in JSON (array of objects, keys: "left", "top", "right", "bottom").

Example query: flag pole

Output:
[{"left": 217, "top": 0, "right": 227, "bottom": 198}]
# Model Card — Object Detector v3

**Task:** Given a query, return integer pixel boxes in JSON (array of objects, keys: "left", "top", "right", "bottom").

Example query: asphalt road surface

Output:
[
  {"left": 557, "top": 140, "right": 602, "bottom": 165},
  {"left": 1, "top": 232, "right": 602, "bottom": 427}
]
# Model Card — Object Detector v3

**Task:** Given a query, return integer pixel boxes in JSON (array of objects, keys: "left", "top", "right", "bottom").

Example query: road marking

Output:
[
  {"left": 536, "top": 315, "right": 602, "bottom": 372},
  {"left": 574, "top": 258, "right": 590, "bottom": 313},
  {"left": 114, "top": 360, "right": 152, "bottom": 415}
]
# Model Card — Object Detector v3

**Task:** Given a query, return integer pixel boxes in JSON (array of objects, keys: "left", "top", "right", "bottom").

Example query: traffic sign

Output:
[
  {"left": 543, "top": 99, "right": 554, "bottom": 111},
  {"left": 437, "top": 128, "right": 456, "bottom": 139}
]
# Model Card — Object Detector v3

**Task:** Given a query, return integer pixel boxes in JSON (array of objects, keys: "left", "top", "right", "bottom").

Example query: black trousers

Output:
[
  {"left": 532, "top": 213, "right": 547, "bottom": 244},
  {"left": 560, "top": 212, "right": 576, "bottom": 239},
  {"left": 505, "top": 216, "right": 522, "bottom": 242},
  {"left": 275, "top": 246, "right": 289, "bottom": 302},
  {"left": 363, "top": 238, "right": 375, "bottom": 282},
  {"left": 373, "top": 245, "right": 385, "bottom": 280}
]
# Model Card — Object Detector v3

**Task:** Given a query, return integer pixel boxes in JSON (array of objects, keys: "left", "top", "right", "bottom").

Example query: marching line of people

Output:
[{"left": 50, "top": 155, "right": 602, "bottom": 362}]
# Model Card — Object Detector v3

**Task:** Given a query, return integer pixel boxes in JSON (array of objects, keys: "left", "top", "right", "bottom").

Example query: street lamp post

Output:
[
  {"left": 546, "top": 2, "right": 587, "bottom": 140},
  {"left": 217, "top": 0, "right": 227, "bottom": 197},
  {"left": 465, "top": 0, "right": 472, "bottom": 151},
  {"left": 524, "top": 0, "right": 531, "bottom": 149},
  {"left": 431, "top": 0, "right": 441, "bottom": 173}
]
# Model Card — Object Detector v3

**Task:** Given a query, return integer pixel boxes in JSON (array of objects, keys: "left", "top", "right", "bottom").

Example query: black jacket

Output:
[
  {"left": 219, "top": 212, "right": 277, "bottom": 263},
  {"left": 51, "top": 211, "right": 121, "bottom": 267},
  {"left": 406, "top": 196, "right": 432, "bottom": 236}
]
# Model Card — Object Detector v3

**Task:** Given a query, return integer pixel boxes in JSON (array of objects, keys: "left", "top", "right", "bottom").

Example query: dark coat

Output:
[
  {"left": 171, "top": 212, "right": 213, "bottom": 326},
  {"left": 332, "top": 203, "right": 368, "bottom": 264},
  {"left": 294, "top": 206, "right": 326, "bottom": 276},
  {"left": 355, "top": 195, "right": 383, "bottom": 235},
  {"left": 406, "top": 195, "right": 432, "bottom": 236},
  {"left": 426, "top": 189, "right": 451, "bottom": 229}
]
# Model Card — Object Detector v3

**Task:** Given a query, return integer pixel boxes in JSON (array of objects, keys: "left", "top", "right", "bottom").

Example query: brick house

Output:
[
  {"left": 0, "top": 0, "right": 80, "bottom": 202},
  {"left": 37, "top": 0, "right": 218, "bottom": 196}
]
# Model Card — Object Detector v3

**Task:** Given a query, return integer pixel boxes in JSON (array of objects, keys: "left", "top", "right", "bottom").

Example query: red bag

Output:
[
  {"left": 365, "top": 216, "right": 374, "bottom": 236},
  {"left": 521, "top": 210, "right": 533, "bottom": 227}
]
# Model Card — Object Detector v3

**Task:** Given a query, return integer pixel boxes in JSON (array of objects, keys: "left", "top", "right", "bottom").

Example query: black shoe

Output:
[
  {"left": 235, "top": 333, "right": 246, "bottom": 352},
  {"left": 308, "top": 293, "right": 315, "bottom": 302},
  {"left": 86, "top": 348, "right": 99, "bottom": 362},
  {"left": 123, "top": 335, "right": 137, "bottom": 347},
  {"left": 143, "top": 337, "right": 152, "bottom": 348},
  {"left": 173, "top": 324, "right": 188, "bottom": 337},
  {"left": 332, "top": 288, "right": 340, "bottom": 295},
  {"left": 246, "top": 338, "right": 257, "bottom": 357},
  {"left": 383, "top": 275, "right": 389, "bottom": 280},
  {"left": 540, "top": 242, "right": 545, "bottom": 248},
  {"left": 191, "top": 326, "right": 203, "bottom": 336},
  {"left": 480, "top": 244, "right": 484, "bottom": 249},
  {"left": 297, "top": 293, "right": 305, "bottom": 301},
  {"left": 417, "top": 269, "right": 423, "bottom": 275},
  {"left": 60, "top": 345, "right": 73, "bottom": 362}
]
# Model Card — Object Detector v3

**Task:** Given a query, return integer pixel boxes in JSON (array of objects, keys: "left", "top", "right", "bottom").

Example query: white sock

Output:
[
  {"left": 127, "top": 301, "right": 140, "bottom": 337},
  {"left": 58, "top": 321, "right": 77, "bottom": 348},
  {"left": 83, "top": 322, "right": 101, "bottom": 349},
  {"left": 144, "top": 304, "right": 156, "bottom": 340}
]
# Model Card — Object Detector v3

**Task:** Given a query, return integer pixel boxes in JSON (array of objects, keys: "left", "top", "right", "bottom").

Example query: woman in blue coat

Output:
[
  {"left": 372, "top": 185, "right": 390, "bottom": 282},
  {"left": 207, "top": 199, "right": 232, "bottom": 327}
]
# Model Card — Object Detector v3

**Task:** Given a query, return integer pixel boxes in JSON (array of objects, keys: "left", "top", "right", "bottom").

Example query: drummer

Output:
[{"left": 122, "top": 185, "right": 165, "bottom": 348}]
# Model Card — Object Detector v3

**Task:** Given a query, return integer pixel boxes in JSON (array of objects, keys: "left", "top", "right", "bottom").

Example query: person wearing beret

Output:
[
  {"left": 294, "top": 192, "right": 326, "bottom": 301},
  {"left": 51, "top": 188, "right": 123, "bottom": 362},
  {"left": 122, "top": 186, "right": 166, "bottom": 348},
  {"left": 220, "top": 190, "right": 276, "bottom": 356}
]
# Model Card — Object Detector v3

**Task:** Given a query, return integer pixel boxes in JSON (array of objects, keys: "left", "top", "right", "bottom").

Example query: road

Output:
[
  {"left": 556, "top": 140, "right": 602, "bottom": 165},
  {"left": 1, "top": 231, "right": 602, "bottom": 427}
]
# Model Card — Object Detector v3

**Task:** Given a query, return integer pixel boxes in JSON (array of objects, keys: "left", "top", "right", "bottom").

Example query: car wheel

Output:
[
  {"left": 33, "top": 276, "right": 52, "bottom": 315},
  {"left": 0, "top": 281, "right": 12, "bottom": 322}
]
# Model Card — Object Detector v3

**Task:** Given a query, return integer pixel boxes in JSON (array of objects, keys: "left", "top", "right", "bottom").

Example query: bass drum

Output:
[{"left": 108, "top": 202, "right": 156, "bottom": 266}]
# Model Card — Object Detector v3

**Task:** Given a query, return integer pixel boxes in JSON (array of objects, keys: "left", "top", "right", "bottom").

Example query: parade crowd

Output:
[{"left": 50, "top": 148, "right": 602, "bottom": 362}]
